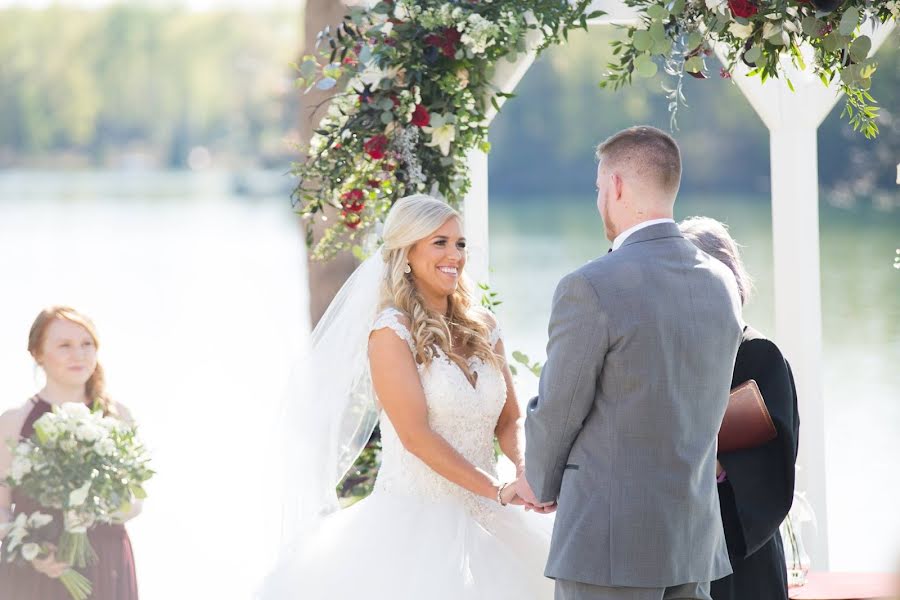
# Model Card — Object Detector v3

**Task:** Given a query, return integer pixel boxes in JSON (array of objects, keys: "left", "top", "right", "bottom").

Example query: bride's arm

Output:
[
  {"left": 493, "top": 338, "right": 525, "bottom": 477},
  {"left": 369, "top": 328, "right": 504, "bottom": 502}
]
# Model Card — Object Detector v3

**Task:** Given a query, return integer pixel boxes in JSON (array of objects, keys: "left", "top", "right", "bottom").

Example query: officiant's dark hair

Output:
[{"left": 596, "top": 126, "right": 681, "bottom": 196}]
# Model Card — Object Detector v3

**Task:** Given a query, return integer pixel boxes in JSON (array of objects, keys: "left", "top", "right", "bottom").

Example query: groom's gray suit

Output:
[{"left": 525, "top": 222, "right": 743, "bottom": 599}]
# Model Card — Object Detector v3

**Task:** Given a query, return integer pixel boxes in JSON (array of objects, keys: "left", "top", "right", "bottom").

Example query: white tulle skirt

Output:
[{"left": 261, "top": 491, "right": 556, "bottom": 599}]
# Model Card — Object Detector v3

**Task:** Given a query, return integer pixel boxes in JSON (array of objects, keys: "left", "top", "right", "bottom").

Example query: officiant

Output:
[{"left": 679, "top": 217, "right": 801, "bottom": 600}]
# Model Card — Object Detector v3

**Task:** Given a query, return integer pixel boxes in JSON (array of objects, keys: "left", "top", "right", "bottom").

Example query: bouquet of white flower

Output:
[
  {"left": 4, "top": 401, "right": 153, "bottom": 597},
  {"left": 0, "top": 510, "right": 92, "bottom": 599}
]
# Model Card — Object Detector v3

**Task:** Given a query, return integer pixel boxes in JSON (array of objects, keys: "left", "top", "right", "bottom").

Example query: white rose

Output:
[
  {"left": 33, "top": 414, "right": 61, "bottom": 443},
  {"left": 75, "top": 422, "right": 102, "bottom": 443},
  {"left": 393, "top": 2, "right": 411, "bottom": 20},
  {"left": 95, "top": 438, "right": 116, "bottom": 457},
  {"left": 21, "top": 543, "right": 41, "bottom": 561},
  {"left": 729, "top": 22, "right": 754, "bottom": 39},
  {"left": 59, "top": 402, "right": 91, "bottom": 421}
]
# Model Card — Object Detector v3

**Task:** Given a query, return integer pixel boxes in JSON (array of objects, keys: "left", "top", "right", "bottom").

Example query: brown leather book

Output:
[{"left": 718, "top": 379, "right": 777, "bottom": 453}]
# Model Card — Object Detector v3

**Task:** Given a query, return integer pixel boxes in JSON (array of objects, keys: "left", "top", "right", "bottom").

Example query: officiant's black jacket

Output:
[{"left": 711, "top": 326, "right": 800, "bottom": 600}]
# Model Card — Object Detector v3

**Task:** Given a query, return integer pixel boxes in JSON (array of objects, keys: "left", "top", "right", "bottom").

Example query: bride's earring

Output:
[{"left": 404, "top": 263, "right": 412, "bottom": 274}]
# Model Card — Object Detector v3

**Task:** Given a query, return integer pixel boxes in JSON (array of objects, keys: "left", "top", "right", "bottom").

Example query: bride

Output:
[{"left": 263, "top": 195, "right": 555, "bottom": 599}]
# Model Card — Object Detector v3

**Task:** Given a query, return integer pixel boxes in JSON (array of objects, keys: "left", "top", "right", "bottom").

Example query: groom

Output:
[{"left": 517, "top": 126, "right": 743, "bottom": 600}]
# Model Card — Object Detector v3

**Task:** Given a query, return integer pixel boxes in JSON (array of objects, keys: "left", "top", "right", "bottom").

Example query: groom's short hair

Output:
[{"left": 596, "top": 126, "right": 681, "bottom": 197}]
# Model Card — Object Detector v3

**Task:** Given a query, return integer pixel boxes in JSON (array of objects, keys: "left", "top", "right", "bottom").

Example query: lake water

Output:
[{"left": 0, "top": 171, "right": 896, "bottom": 597}]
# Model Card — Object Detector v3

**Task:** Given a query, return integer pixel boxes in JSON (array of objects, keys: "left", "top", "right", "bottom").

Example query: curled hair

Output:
[
  {"left": 379, "top": 195, "right": 501, "bottom": 374},
  {"left": 679, "top": 216, "right": 753, "bottom": 306},
  {"left": 28, "top": 306, "right": 112, "bottom": 413}
]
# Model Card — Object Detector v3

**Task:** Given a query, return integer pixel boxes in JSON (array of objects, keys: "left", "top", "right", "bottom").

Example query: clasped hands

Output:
[{"left": 499, "top": 474, "right": 557, "bottom": 514}]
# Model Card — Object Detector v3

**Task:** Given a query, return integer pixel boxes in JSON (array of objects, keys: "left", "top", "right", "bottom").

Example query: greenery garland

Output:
[
  {"left": 293, "top": 0, "right": 597, "bottom": 259},
  {"left": 603, "top": 0, "right": 897, "bottom": 136},
  {"left": 294, "top": 0, "right": 896, "bottom": 259}
]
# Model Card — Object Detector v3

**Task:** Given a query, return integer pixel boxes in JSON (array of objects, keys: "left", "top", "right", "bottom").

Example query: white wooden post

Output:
[{"left": 464, "top": 148, "right": 491, "bottom": 284}]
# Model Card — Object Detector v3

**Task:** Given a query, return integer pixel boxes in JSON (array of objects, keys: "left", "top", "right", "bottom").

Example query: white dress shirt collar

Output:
[{"left": 611, "top": 218, "right": 676, "bottom": 252}]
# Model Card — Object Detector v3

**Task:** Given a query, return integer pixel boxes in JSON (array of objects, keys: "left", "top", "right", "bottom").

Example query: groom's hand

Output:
[{"left": 515, "top": 474, "right": 556, "bottom": 513}]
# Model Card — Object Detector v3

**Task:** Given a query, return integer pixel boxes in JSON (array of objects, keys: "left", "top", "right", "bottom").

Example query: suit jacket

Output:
[{"left": 524, "top": 222, "right": 743, "bottom": 587}]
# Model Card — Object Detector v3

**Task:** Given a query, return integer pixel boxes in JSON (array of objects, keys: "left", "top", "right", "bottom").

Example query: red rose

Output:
[
  {"left": 424, "top": 27, "right": 462, "bottom": 58},
  {"left": 410, "top": 104, "right": 430, "bottom": 127},
  {"left": 366, "top": 179, "right": 381, "bottom": 187},
  {"left": 341, "top": 189, "right": 364, "bottom": 202},
  {"left": 342, "top": 210, "right": 361, "bottom": 229},
  {"left": 341, "top": 189, "right": 365, "bottom": 212},
  {"left": 728, "top": 0, "right": 758, "bottom": 18},
  {"left": 363, "top": 135, "right": 388, "bottom": 160}
]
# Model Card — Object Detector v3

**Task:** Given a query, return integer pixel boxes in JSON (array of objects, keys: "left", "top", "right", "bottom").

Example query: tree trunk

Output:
[{"left": 300, "top": 0, "right": 358, "bottom": 327}]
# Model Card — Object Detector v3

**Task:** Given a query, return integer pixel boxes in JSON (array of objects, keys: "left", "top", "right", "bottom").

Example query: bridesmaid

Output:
[
  {"left": 679, "top": 218, "right": 800, "bottom": 600},
  {"left": 0, "top": 306, "right": 142, "bottom": 600}
]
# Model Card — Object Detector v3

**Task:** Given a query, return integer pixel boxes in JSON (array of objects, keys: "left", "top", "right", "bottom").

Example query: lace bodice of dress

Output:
[{"left": 370, "top": 307, "right": 506, "bottom": 524}]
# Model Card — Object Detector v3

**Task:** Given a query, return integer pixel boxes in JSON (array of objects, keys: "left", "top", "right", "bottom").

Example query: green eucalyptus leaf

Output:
[
  {"left": 511, "top": 350, "right": 530, "bottom": 364},
  {"left": 634, "top": 54, "right": 659, "bottom": 77},
  {"left": 822, "top": 32, "right": 842, "bottom": 53},
  {"left": 650, "top": 21, "right": 666, "bottom": 42},
  {"left": 801, "top": 16, "right": 822, "bottom": 37},
  {"left": 859, "top": 61, "right": 877, "bottom": 78},
  {"left": 849, "top": 35, "right": 872, "bottom": 62},
  {"left": 744, "top": 45, "right": 762, "bottom": 64},
  {"left": 684, "top": 56, "right": 704, "bottom": 73},
  {"left": 377, "top": 98, "right": 394, "bottom": 111},
  {"left": 633, "top": 30, "right": 653, "bottom": 51},
  {"left": 380, "top": 111, "right": 394, "bottom": 124},
  {"left": 840, "top": 64, "right": 860, "bottom": 85},
  {"left": 300, "top": 60, "right": 317, "bottom": 79},
  {"left": 839, "top": 7, "right": 859, "bottom": 36},
  {"left": 687, "top": 31, "right": 703, "bottom": 50},
  {"left": 652, "top": 38, "right": 671, "bottom": 55},
  {"left": 647, "top": 4, "right": 669, "bottom": 21},
  {"left": 669, "top": 0, "right": 686, "bottom": 16}
]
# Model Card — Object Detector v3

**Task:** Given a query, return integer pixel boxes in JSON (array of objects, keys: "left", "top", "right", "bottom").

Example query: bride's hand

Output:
[{"left": 500, "top": 482, "right": 523, "bottom": 506}]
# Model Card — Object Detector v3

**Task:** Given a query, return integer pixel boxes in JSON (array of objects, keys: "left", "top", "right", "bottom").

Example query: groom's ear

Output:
[{"left": 612, "top": 172, "right": 625, "bottom": 201}]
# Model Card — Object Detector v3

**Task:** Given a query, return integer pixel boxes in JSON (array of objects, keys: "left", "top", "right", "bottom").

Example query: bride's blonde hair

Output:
[{"left": 379, "top": 195, "right": 501, "bottom": 373}]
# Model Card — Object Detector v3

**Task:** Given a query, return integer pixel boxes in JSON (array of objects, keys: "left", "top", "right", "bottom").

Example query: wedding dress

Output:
[{"left": 262, "top": 307, "right": 554, "bottom": 599}]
